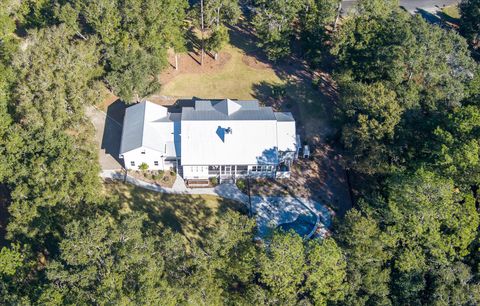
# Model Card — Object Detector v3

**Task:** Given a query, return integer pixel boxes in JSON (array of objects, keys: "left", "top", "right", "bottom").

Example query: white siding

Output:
[
  {"left": 182, "top": 165, "right": 209, "bottom": 179},
  {"left": 122, "top": 147, "right": 176, "bottom": 171}
]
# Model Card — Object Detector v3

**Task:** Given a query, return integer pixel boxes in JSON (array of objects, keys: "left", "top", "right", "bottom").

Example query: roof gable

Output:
[
  {"left": 120, "top": 101, "right": 175, "bottom": 155},
  {"left": 182, "top": 99, "right": 276, "bottom": 121}
]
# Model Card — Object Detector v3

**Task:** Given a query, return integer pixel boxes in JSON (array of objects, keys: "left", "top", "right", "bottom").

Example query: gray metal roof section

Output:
[
  {"left": 182, "top": 99, "right": 277, "bottom": 121},
  {"left": 119, "top": 102, "right": 146, "bottom": 154},
  {"left": 275, "top": 112, "right": 295, "bottom": 122},
  {"left": 120, "top": 101, "right": 173, "bottom": 155}
]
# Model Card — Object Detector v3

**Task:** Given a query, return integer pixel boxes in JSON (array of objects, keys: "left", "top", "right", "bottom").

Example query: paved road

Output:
[{"left": 342, "top": 0, "right": 458, "bottom": 14}]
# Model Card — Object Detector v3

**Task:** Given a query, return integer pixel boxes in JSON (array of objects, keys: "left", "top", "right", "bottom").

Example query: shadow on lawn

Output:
[{"left": 106, "top": 183, "right": 246, "bottom": 244}]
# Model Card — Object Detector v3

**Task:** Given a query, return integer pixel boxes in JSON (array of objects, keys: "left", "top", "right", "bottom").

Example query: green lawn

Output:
[
  {"left": 104, "top": 182, "right": 246, "bottom": 243},
  {"left": 441, "top": 5, "right": 460, "bottom": 20}
]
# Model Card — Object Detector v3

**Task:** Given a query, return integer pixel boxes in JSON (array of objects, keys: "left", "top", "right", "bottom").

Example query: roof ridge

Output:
[{"left": 140, "top": 102, "right": 147, "bottom": 149}]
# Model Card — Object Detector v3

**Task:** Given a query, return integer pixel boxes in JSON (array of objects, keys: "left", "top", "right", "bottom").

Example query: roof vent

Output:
[{"left": 225, "top": 127, "right": 232, "bottom": 134}]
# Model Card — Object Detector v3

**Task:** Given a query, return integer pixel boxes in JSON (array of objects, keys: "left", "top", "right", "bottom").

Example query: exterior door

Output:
[{"left": 221, "top": 165, "right": 233, "bottom": 176}]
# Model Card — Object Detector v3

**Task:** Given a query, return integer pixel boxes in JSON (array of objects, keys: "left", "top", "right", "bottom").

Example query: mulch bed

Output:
[{"left": 128, "top": 170, "right": 176, "bottom": 188}]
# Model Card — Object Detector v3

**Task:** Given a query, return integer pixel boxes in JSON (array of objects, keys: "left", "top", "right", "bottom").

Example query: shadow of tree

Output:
[
  {"left": 105, "top": 182, "right": 247, "bottom": 245},
  {"left": 437, "top": 11, "right": 460, "bottom": 26},
  {"left": 0, "top": 184, "right": 10, "bottom": 247}
]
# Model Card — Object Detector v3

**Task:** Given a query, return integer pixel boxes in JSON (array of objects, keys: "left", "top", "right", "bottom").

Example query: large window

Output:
[
  {"left": 237, "top": 165, "right": 248, "bottom": 174},
  {"left": 208, "top": 165, "right": 220, "bottom": 175}
]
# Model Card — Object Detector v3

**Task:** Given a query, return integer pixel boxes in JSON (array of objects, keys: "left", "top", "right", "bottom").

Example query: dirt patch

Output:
[
  {"left": 284, "top": 137, "right": 352, "bottom": 216},
  {"left": 242, "top": 54, "right": 272, "bottom": 70},
  {"left": 160, "top": 51, "right": 232, "bottom": 85},
  {"left": 97, "top": 89, "right": 119, "bottom": 112},
  {"left": 128, "top": 170, "right": 176, "bottom": 188},
  {"left": 235, "top": 177, "right": 289, "bottom": 197}
]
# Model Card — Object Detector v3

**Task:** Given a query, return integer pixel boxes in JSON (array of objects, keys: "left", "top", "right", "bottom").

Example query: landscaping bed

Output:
[{"left": 128, "top": 170, "right": 176, "bottom": 188}]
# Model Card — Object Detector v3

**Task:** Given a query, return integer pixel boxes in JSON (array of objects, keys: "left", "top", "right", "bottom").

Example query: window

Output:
[
  {"left": 131, "top": 161, "right": 135, "bottom": 166},
  {"left": 209, "top": 165, "right": 220, "bottom": 175},
  {"left": 154, "top": 161, "right": 159, "bottom": 166},
  {"left": 237, "top": 165, "right": 248, "bottom": 174},
  {"left": 141, "top": 151, "right": 145, "bottom": 154}
]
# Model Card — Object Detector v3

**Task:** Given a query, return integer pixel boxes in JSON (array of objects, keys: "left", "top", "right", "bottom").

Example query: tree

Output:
[
  {"left": 428, "top": 262, "right": 480, "bottom": 305},
  {"left": 0, "top": 246, "right": 23, "bottom": 276},
  {"left": 50, "top": 0, "right": 189, "bottom": 102},
  {"left": 206, "top": 25, "right": 229, "bottom": 60},
  {"left": 5, "top": 26, "right": 102, "bottom": 242},
  {"left": 252, "top": 0, "right": 304, "bottom": 60},
  {"left": 300, "top": 0, "right": 340, "bottom": 66},
  {"left": 305, "top": 238, "right": 348, "bottom": 305},
  {"left": 332, "top": 5, "right": 478, "bottom": 175},
  {"left": 105, "top": 46, "right": 162, "bottom": 103},
  {"left": 46, "top": 213, "right": 180, "bottom": 305},
  {"left": 338, "top": 210, "right": 392, "bottom": 305},
  {"left": 429, "top": 105, "right": 480, "bottom": 188},
  {"left": 203, "top": 0, "right": 241, "bottom": 29},
  {"left": 338, "top": 81, "right": 402, "bottom": 174},
  {"left": 459, "top": 0, "right": 480, "bottom": 48},
  {"left": 258, "top": 231, "right": 307, "bottom": 303}
]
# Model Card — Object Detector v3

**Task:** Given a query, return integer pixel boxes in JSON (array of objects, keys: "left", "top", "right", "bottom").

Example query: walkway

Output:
[{"left": 102, "top": 170, "right": 332, "bottom": 238}]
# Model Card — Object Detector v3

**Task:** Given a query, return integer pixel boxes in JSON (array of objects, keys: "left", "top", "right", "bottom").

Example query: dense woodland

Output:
[{"left": 1, "top": 0, "right": 480, "bottom": 304}]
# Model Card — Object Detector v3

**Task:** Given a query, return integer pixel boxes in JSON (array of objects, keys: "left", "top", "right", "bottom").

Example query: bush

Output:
[
  {"left": 152, "top": 170, "right": 164, "bottom": 180},
  {"left": 236, "top": 179, "right": 247, "bottom": 192},
  {"left": 209, "top": 177, "right": 218, "bottom": 186},
  {"left": 139, "top": 162, "right": 149, "bottom": 172}
]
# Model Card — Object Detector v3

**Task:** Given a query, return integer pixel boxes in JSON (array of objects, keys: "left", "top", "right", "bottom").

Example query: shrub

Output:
[
  {"left": 236, "top": 178, "right": 246, "bottom": 191},
  {"left": 209, "top": 177, "right": 218, "bottom": 186},
  {"left": 139, "top": 162, "right": 149, "bottom": 172},
  {"left": 152, "top": 170, "right": 164, "bottom": 180}
]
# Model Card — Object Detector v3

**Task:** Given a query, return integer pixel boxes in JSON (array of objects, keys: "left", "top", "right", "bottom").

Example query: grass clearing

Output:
[
  {"left": 442, "top": 5, "right": 460, "bottom": 20},
  {"left": 103, "top": 182, "right": 247, "bottom": 244}
]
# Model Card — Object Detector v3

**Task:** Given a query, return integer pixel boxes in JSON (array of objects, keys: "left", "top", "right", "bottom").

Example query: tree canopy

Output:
[{"left": 1, "top": 0, "right": 480, "bottom": 304}]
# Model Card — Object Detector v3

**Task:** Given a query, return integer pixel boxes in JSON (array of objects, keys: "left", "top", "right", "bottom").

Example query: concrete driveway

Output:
[{"left": 86, "top": 101, "right": 126, "bottom": 170}]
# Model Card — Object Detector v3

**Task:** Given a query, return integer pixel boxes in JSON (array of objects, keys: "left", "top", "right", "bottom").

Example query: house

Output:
[
  {"left": 119, "top": 101, "right": 180, "bottom": 171},
  {"left": 119, "top": 99, "right": 298, "bottom": 182}
]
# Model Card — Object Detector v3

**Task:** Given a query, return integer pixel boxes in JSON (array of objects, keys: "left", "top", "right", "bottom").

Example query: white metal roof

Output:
[
  {"left": 120, "top": 99, "right": 296, "bottom": 164},
  {"left": 181, "top": 99, "right": 297, "bottom": 165}
]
